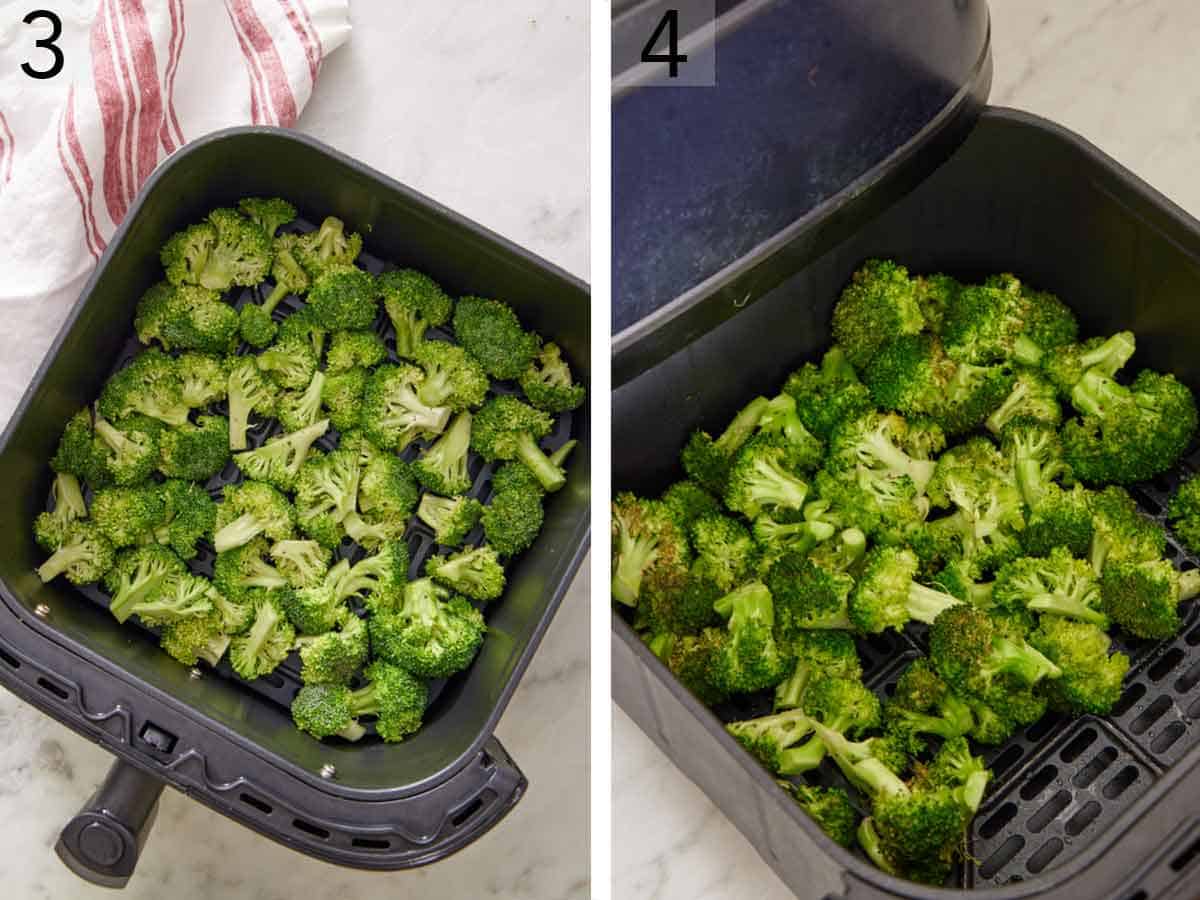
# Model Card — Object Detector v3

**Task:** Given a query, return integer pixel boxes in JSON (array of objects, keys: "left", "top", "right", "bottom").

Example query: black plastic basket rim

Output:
[{"left": 0, "top": 124, "right": 591, "bottom": 802}]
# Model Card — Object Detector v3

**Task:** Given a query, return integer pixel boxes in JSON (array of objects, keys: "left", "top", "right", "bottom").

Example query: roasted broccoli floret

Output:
[
  {"left": 293, "top": 449, "right": 360, "bottom": 547},
  {"left": 452, "top": 295, "right": 539, "bottom": 380},
  {"left": 660, "top": 480, "right": 722, "bottom": 530},
  {"left": 360, "top": 363, "right": 452, "bottom": 453},
  {"left": 783, "top": 346, "right": 874, "bottom": 441},
  {"left": 378, "top": 268, "right": 454, "bottom": 359},
  {"left": 158, "top": 415, "right": 230, "bottom": 481},
  {"left": 1063, "top": 368, "right": 1198, "bottom": 484},
  {"left": 848, "top": 546, "right": 962, "bottom": 634},
  {"left": 773, "top": 630, "right": 862, "bottom": 709},
  {"left": 306, "top": 265, "right": 378, "bottom": 331},
  {"left": 681, "top": 396, "right": 770, "bottom": 495},
  {"left": 90, "top": 485, "right": 164, "bottom": 548},
  {"left": 986, "top": 368, "right": 1061, "bottom": 435},
  {"left": 276, "top": 371, "right": 328, "bottom": 433},
  {"left": 724, "top": 435, "right": 811, "bottom": 520},
  {"left": 929, "top": 604, "right": 1061, "bottom": 697},
  {"left": 419, "top": 494, "right": 483, "bottom": 547},
  {"left": 327, "top": 329, "right": 387, "bottom": 374},
  {"left": 519, "top": 341, "right": 585, "bottom": 413},
  {"left": 1029, "top": 617, "right": 1129, "bottom": 714},
  {"left": 320, "top": 366, "right": 367, "bottom": 432},
  {"left": 293, "top": 216, "right": 362, "bottom": 279},
  {"left": 369, "top": 577, "right": 485, "bottom": 677},
  {"left": 229, "top": 594, "right": 295, "bottom": 680},
  {"left": 291, "top": 661, "right": 426, "bottom": 742},
  {"left": 757, "top": 393, "right": 825, "bottom": 469},
  {"left": 884, "top": 658, "right": 973, "bottom": 744},
  {"left": 414, "top": 340, "right": 490, "bottom": 411},
  {"left": 1089, "top": 485, "right": 1167, "bottom": 574},
  {"left": 232, "top": 419, "right": 328, "bottom": 492},
  {"left": 1100, "top": 557, "right": 1200, "bottom": 639},
  {"left": 940, "top": 275, "right": 1077, "bottom": 367},
  {"left": 767, "top": 528, "right": 867, "bottom": 634},
  {"left": 471, "top": 395, "right": 564, "bottom": 492},
  {"left": 726, "top": 708, "right": 815, "bottom": 773},
  {"left": 268, "top": 539, "right": 329, "bottom": 589},
  {"left": 689, "top": 514, "right": 758, "bottom": 592},
  {"left": 278, "top": 558, "right": 353, "bottom": 633},
  {"left": 1170, "top": 475, "right": 1200, "bottom": 554},
  {"left": 828, "top": 411, "right": 937, "bottom": 496},
  {"left": 779, "top": 782, "right": 858, "bottom": 848},
  {"left": 103, "top": 545, "right": 188, "bottom": 623},
  {"left": 709, "top": 581, "right": 785, "bottom": 694},
  {"left": 425, "top": 545, "right": 505, "bottom": 602},
  {"left": 1042, "top": 331, "right": 1136, "bottom": 394},
  {"left": 294, "top": 612, "right": 369, "bottom": 685},
  {"left": 91, "top": 414, "right": 162, "bottom": 486},
  {"left": 135, "top": 282, "right": 239, "bottom": 354},
  {"left": 99, "top": 350, "right": 190, "bottom": 428},
  {"left": 994, "top": 547, "right": 1107, "bottom": 627},
  {"left": 33, "top": 472, "right": 88, "bottom": 552},
  {"left": 832, "top": 259, "right": 925, "bottom": 369},
  {"left": 212, "top": 480, "right": 295, "bottom": 553},
  {"left": 413, "top": 411, "right": 473, "bottom": 495},
  {"left": 277, "top": 304, "right": 328, "bottom": 358},
  {"left": 212, "top": 538, "right": 289, "bottom": 602},
  {"left": 226, "top": 356, "right": 279, "bottom": 451},
  {"left": 36, "top": 521, "right": 115, "bottom": 585}
]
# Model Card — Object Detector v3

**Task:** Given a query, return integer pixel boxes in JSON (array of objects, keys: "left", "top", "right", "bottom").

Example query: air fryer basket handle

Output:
[
  {"left": 434, "top": 735, "right": 527, "bottom": 856},
  {"left": 55, "top": 760, "right": 164, "bottom": 889}
]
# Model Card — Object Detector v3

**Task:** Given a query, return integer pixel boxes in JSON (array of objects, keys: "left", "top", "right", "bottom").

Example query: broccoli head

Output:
[
  {"left": 35, "top": 521, "right": 115, "bottom": 586},
  {"left": 306, "top": 265, "right": 379, "bottom": 331},
  {"left": 369, "top": 577, "right": 485, "bottom": 678},
  {"left": 102, "top": 545, "right": 188, "bottom": 623},
  {"left": 848, "top": 546, "right": 962, "bottom": 634},
  {"left": 659, "top": 480, "right": 722, "bottom": 530},
  {"left": 99, "top": 350, "right": 190, "bottom": 428},
  {"left": 321, "top": 366, "right": 368, "bottom": 432},
  {"left": 884, "top": 658, "right": 974, "bottom": 744},
  {"left": 232, "top": 419, "right": 328, "bottom": 492},
  {"left": 832, "top": 259, "right": 925, "bottom": 369},
  {"left": 295, "top": 612, "right": 369, "bottom": 686},
  {"left": 158, "top": 415, "right": 231, "bottom": 481},
  {"left": 452, "top": 295, "right": 539, "bottom": 380},
  {"left": 419, "top": 494, "right": 483, "bottom": 547},
  {"left": 986, "top": 367, "right": 1062, "bottom": 436},
  {"left": 327, "top": 329, "right": 387, "bottom": 374},
  {"left": 1100, "top": 557, "right": 1200, "bottom": 639},
  {"left": 135, "top": 282, "right": 239, "bottom": 354},
  {"left": 91, "top": 414, "right": 162, "bottom": 486},
  {"left": 33, "top": 472, "right": 88, "bottom": 552},
  {"left": 212, "top": 538, "right": 289, "bottom": 603},
  {"left": 414, "top": 340, "right": 490, "bottom": 411},
  {"left": 151, "top": 479, "right": 217, "bottom": 559},
  {"left": 471, "top": 395, "right": 565, "bottom": 492},
  {"left": 773, "top": 630, "right": 862, "bottom": 710},
  {"left": 237, "top": 197, "right": 296, "bottom": 235},
  {"left": 90, "top": 485, "right": 164, "bottom": 548},
  {"left": 378, "top": 268, "right": 454, "bottom": 358},
  {"left": 710, "top": 581, "right": 786, "bottom": 695},
  {"left": 229, "top": 594, "right": 295, "bottom": 680},
  {"left": 294, "top": 216, "right": 363, "bottom": 279},
  {"left": 161, "top": 208, "right": 272, "bottom": 291},
  {"left": 291, "top": 661, "right": 426, "bottom": 742},
  {"left": 268, "top": 539, "right": 329, "bottom": 589},
  {"left": 425, "top": 545, "right": 505, "bottom": 602},
  {"left": 294, "top": 449, "right": 360, "bottom": 547},
  {"left": 226, "top": 356, "right": 280, "bottom": 451},
  {"left": 1030, "top": 617, "right": 1129, "bottom": 714},
  {"left": 413, "top": 411, "right": 473, "bottom": 495},
  {"left": 994, "top": 547, "right": 1106, "bottom": 627},
  {"left": 681, "top": 396, "right": 770, "bottom": 495},
  {"left": 51, "top": 409, "right": 97, "bottom": 479},
  {"left": 482, "top": 482, "right": 543, "bottom": 556},
  {"left": 929, "top": 604, "right": 1061, "bottom": 697},
  {"left": 779, "top": 782, "right": 858, "bottom": 848},
  {"left": 1089, "top": 485, "right": 1167, "bottom": 574},
  {"left": 361, "top": 363, "right": 453, "bottom": 453},
  {"left": 212, "top": 480, "right": 295, "bottom": 553},
  {"left": 519, "top": 341, "right": 585, "bottom": 413},
  {"left": 783, "top": 346, "right": 874, "bottom": 441}
]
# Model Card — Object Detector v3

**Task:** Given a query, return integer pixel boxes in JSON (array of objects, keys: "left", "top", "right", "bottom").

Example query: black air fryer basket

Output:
[
  {"left": 0, "top": 128, "right": 590, "bottom": 888},
  {"left": 613, "top": 2, "right": 1200, "bottom": 898}
]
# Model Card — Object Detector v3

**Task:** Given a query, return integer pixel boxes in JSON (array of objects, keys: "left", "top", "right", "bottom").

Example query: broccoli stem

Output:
[
  {"left": 1090, "top": 533, "right": 1112, "bottom": 575},
  {"left": 54, "top": 473, "right": 87, "bottom": 519},
  {"left": 1071, "top": 370, "right": 1130, "bottom": 418},
  {"left": 213, "top": 513, "right": 265, "bottom": 553},
  {"left": 200, "top": 635, "right": 231, "bottom": 666},
  {"left": 549, "top": 440, "right": 578, "bottom": 468},
  {"left": 109, "top": 574, "right": 169, "bottom": 623},
  {"left": 714, "top": 397, "right": 770, "bottom": 454},
  {"left": 894, "top": 707, "right": 969, "bottom": 740},
  {"left": 1026, "top": 593, "right": 1108, "bottom": 627},
  {"left": 243, "top": 601, "right": 282, "bottom": 658},
  {"left": 865, "top": 429, "right": 934, "bottom": 493},
  {"left": 1012, "top": 334, "right": 1044, "bottom": 367},
  {"left": 338, "top": 722, "right": 367, "bottom": 741},
  {"left": 94, "top": 418, "right": 134, "bottom": 456},
  {"left": 228, "top": 398, "right": 252, "bottom": 452},
  {"left": 777, "top": 735, "right": 828, "bottom": 775},
  {"left": 1080, "top": 331, "right": 1136, "bottom": 377},
  {"left": 514, "top": 432, "right": 566, "bottom": 492},
  {"left": 983, "top": 637, "right": 1062, "bottom": 686},
  {"left": 646, "top": 632, "right": 675, "bottom": 661},
  {"left": 774, "top": 662, "right": 813, "bottom": 710},
  {"left": 1015, "top": 457, "right": 1044, "bottom": 509},
  {"left": 837, "top": 528, "right": 868, "bottom": 570},
  {"left": 391, "top": 308, "right": 425, "bottom": 359},
  {"left": 35, "top": 541, "right": 88, "bottom": 582},
  {"left": 986, "top": 380, "right": 1031, "bottom": 435},
  {"left": 261, "top": 280, "right": 290, "bottom": 314},
  {"left": 906, "top": 583, "right": 962, "bottom": 624},
  {"left": 1181, "top": 569, "right": 1200, "bottom": 602},
  {"left": 858, "top": 819, "right": 898, "bottom": 876}
]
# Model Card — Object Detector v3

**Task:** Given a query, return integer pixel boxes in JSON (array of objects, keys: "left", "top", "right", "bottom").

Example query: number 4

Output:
[{"left": 641, "top": 9, "right": 688, "bottom": 78}]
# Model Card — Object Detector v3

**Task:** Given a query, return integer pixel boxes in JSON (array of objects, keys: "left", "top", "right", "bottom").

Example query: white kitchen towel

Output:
[{"left": 0, "top": 0, "right": 351, "bottom": 424}]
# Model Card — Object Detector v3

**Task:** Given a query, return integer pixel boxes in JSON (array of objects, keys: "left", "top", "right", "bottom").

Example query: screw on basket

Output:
[
  {"left": 319, "top": 763, "right": 336, "bottom": 780},
  {"left": 34, "top": 603, "right": 50, "bottom": 618},
  {"left": 188, "top": 668, "right": 203, "bottom": 681}
]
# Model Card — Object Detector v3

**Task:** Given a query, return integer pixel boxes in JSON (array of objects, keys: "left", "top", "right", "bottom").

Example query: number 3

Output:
[{"left": 22, "top": 9, "right": 65, "bottom": 80}]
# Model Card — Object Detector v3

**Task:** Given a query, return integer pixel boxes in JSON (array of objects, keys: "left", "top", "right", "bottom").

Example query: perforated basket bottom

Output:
[
  {"left": 54, "top": 218, "right": 576, "bottom": 742},
  {"left": 708, "top": 445, "right": 1200, "bottom": 889}
]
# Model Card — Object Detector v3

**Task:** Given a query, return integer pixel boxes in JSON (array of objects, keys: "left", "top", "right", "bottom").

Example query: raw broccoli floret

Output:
[
  {"left": 1030, "top": 617, "right": 1129, "bottom": 714},
  {"left": 831, "top": 259, "right": 925, "bottom": 369},
  {"left": 659, "top": 480, "right": 722, "bottom": 530},
  {"left": 161, "top": 208, "right": 272, "bottom": 290},
  {"left": 33, "top": 472, "right": 88, "bottom": 552},
  {"left": 1042, "top": 331, "right": 1136, "bottom": 394},
  {"left": 848, "top": 546, "right": 962, "bottom": 634},
  {"left": 160, "top": 608, "right": 231, "bottom": 668},
  {"left": 237, "top": 197, "right": 296, "bottom": 235},
  {"left": 293, "top": 216, "right": 363, "bottom": 279},
  {"left": 767, "top": 528, "right": 867, "bottom": 634},
  {"left": 378, "top": 268, "right": 454, "bottom": 358},
  {"left": 91, "top": 414, "right": 162, "bottom": 486},
  {"left": 256, "top": 337, "right": 318, "bottom": 391},
  {"left": 1089, "top": 485, "right": 1167, "bottom": 574},
  {"left": 482, "top": 483, "right": 543, "bottom": 556},
  {"left": 773, "top": 630, "right": 862, "bottom": 710},
  {"left": 150, "top": 480, "right": 216, "bottom": 560},
  {"left": 751, "top": 511, "right": 833, "bottom": 563},
  {"left": 295, "top": 612, "right": 369, "bottom": 685},
  {"left": 929, "top": 604, "right": 1061, "bottom": 697},
  {"left": 413, "top": 411, "right": 473, "bottom": 495},
  {"left": 994, "top": 547, "right": 1106, "bottom": 627},
  {"left": 368, "top": 577, "right": 485, "bottom": 678},
  {"left": 239, "top": 234, "right": 310, "bottom": 347},
  {"left": 158, "top": 415, "right": 230, "bottom": 481},
  {"left": 90, "top": 485, "right": 164, "bottom": 548},
  {"left": 519, "top": 341, "right": 585, "bottom": 413},
  {"left": 724, "top": 434, "right": 811, "bottom": 520},
  {"left": 226, "top": 356, "right": 280, "bottom": 451},
  {"left": 268, "top": 539, "right": 329, "bottom": 589},
  {"left": 339, "top": 541, "right": 410, "bottom": 611},
  {"left": 51, "top": 409, "right": 97, "bottom": 478},
  {"left": 35, "top": 521, "right": 115, "bottom": 585},
  {"left": 102, "top": 545, "right": 188, "bottom": 623},
  {"left": 358, "top": 453, "right": 420, "bottom": 521},
  {"left": 276, "top": 371, "right": 328, "bottom": 433},
  {"left": 278, "top": 558, "right": 353, "bottom": 633},
  {"left": 1169, "top": 475, "right": 1200, "bottom": 554},
  {"left": 1100, "top": 558, "right": 1200, "bottom": 639},
  {"left": 305, "top": 265, "right": 378, "bottom": 331},
  {"left": 783, "top": 346, "right": 874, "bottom": 441},
  {"left": 709, "top": 581, "right": 785, "bottom": 694},
  {"left": 471, "top": 395, "right": 564, "bottom": 492},
  {"left": 780, "top": 782, "right": 858, "bottom": 849},
  {"left": 177, "top": 353, "right": 228, "bottom": 408},
  {"left": 291, "top": 661, "right": 426, "bottom": 742},
  {"left": 321, "top": 366, "right": 367, "bottom": 432},
  {"left": 134, "top": 282, "right": 239, "bottom": 354},
  {"left": 884, "top": 658, "right": 973, "bottom": 743},
  {"left": 99, "top": 350, "right": 190, "bottom": 427},
  {"left": 277, "top": 304, "right": 328, "bottom": 359},
  {"left": 327, "top": 329, "right": 387, "bottom": 374},
  {"left": 360, "top": 363, "right": 452, "bottom": 453},
  {"left": 131, "top": 571, "right": 218, "bottom": 629},
  {"left": 681, "top": 396, "right": 770, "bottom": 496},
  {"left": 1063, "top": 368, "right": 1198, "bottom": 484},
  {"left": 414, "top": 340, "right": 490, "bottom": 411},
  {"left": 293, "top": 449, "right": 360, "bottom": 547},
  {"left": 212, "top": 538, "right": 289, "bottom": 602},
  {"left": 425, "top": 545, "right": 505, "bottom": 602},
  {"left": 452, "top": 295, "right": 539, "bottom": 380},
  {"left": 232, "top": 419, "right": 328, "bottom": 492},
  {"left": 229, "top": 594, "right": 295, "bottom": 680},
  {"left": 418, "top": 494, "right": 483, "bottom": 547},
  {"left": 986, "top": 368, "right": 1061, "bottom": 435},
  {"left": 212, "top": 480, "right": 295, "bottom": 552}
]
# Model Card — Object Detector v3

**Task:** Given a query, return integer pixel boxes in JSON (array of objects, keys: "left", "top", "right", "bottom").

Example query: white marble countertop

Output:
[
  {"left": 612, "top": 1, "right": 1200, "bottom": 898},
  {"left": 0, "top": 2, "right": 589, "bottom": 898}
]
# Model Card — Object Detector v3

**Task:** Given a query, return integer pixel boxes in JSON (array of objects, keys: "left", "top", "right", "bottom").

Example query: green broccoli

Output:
[
  {"left": 378, "top": 268, "right": 454, "bottom": 358},
  {"left": 158, "top": 415, "right": 230, "bottom": 481},
  {"left": 360, "top": 363, "right": 452, "bottom": 453},
  {"left": 681, "top": 396, "right": 770, "bottom": 495},
  {"left": 418, "top": 494, "right": 483, "bottom": 547},
  {"left": 1029, "top": 617, "right": 1129, "bottom": 714},
  {"left": 425, "top": 545, "right": 505, "bottom": 602},
  {"left": 827, "top": 411, "right": 937, "bottom": 496},
  {"left": 519, "top": 341, "right": 585, "bottom": 413},
  {"left": 291, "top": 661, "right": 426, "bottom": 742},
  {"left": 276, "top": 371, "right": 328, "bottom": 433},
  {"left": 338, "top": 541, "right": 409, "bottom": 611},
  {"left": 471, "top": 395, "right": 564, "bottom": 492},
  {"left": 482, "top": 483, "right": 543, "bottom": 556},
  {"left": 327, "top": 329, "right": 387, "bottom": 374},
  {"left": 277, "top": 304, "right": 328, "bottom": 358},
  {"left": 1042, "top": 331, "right": 1136, "bottom": 394},
  {"left": 237, "top": 197, "right": 296, "bottom": 235},
  {"left": 659, "top": 480, "right": 722, "bottom": 530},
  {"left": 725, "top": 708, "right": 815, "bottom": 773},
  {"left": 783, "top": 347, "right": 874, "bottom": 441},
  {"left": 1168, "top": 475, "right": 1200, "bottom": 554},
  {"left": 929, "top": 604, "right": 1061, "bottom": 698},
  {"left": 368, "top": 577, "right": 485, "bottom": 677},
  {"left": 256, "top": 337, "right": 318, "bottom": 390},
  {"left": 150, "top": 480, "right": 216, "bottom": 560},
  {"left": 91, "top": 414, "right": 162, "bottom": 486},
  {"left": 773, "top": 630, "right": 862, "bottom": 710},
  {"left": 413, "top": 340, "right": 490, "bottom": 411},
  {"left": 229, "top": 594, "right": 295, "bottom": 680},
  {"left": 884, "top": 658, "right": 973, "bottom": 744},
  {"left": 160, "top": 608, "right": 231, "bottom": 667},
  {"left": 986, "top": 368, "right": 1061, "bottom": 435},
  {"left": 358, "top": 453, "right": 420, "bottom": 522},
  {"left": 452, "top": 295, "right": 539, "bottom": 380},
  {"left": 102, "top": 545, "right": 188, "bottom": 623},
  {"left": 320, "top": 366, "right": 367, "bottom": 432},
  {"left": 99, "top": 350, "right": 190, "bottom": 427},
  {"left": 831, "top": 259, "right": 925, "bottom": 369},
  {"left": 940, "top": 275, "right": 1077, "bottom": 367},
  {"left": 232, "top": 419, "right": 328, "bottom": 492},
  {"left": 90, "top": 485, "right": 164, "bottom": 548},
  {"left": 610, "top": 493, "right": 689, "bottom": 609},
  {"left": 293, "top": 449, "right": 360, "bottom": 547},
  {"left": 307, "top": 265, "right": 378, "bottom": 331},
  {"left": 35, "top": 521, "right": 115, "bottom": 585},
  {"left": 1089, "top": 485, "right": 1167, "bottom": 574},
  {"left": 767, "top": 528, "right": 867, "bottom": 634},
  {"left": 413, "top": 411, "right": 473, "bottom": 495},
  {"left": 779, "top": 782, "right": 858, "bottom": 849},
  {"left": 295, "top": 612, "right": 369, "bottom": 685},
  {"left": 239, "top": 234, "right": 310, "bottom": 347},
  {"left": 848, "top": 546, "right": 962, "bottom": 634},
  {"left": 33, "top": 472, "right": 88, "bottom": 552},
  {"left": 710, "top": 581, "right": 785, "bottom": 694},
  {"left": 764, "top": 675, "right": 882, "bottom": 776},
  {"left": 226, "top": 356, "right": 280, "bottom": 451},
  {"left": 723, "top": 435, "right": 811, "bottom": 520},
  {"left": 134, "top": 282, "right": 239, "bottom": 354},
  {"left": 278, "top": 558, "right": 353, "bottom": 633},
  {"left": 212, "top": 538, "right": 289, "bottom": 602},
  {"left": 212, "top": 480, "right": 295, "bottom": 552},
  {"left": 51, "top": 409, "right": 97, "bottom": 479},
  {"left": 688, "top": 514, "right": 758, "bottom": 592},
  {"left": 756, "top": 393, "right": 825, "bottom": 469},
  {"left": 1100, "top": 557, "right": 1200, "bottom": 639},
  {"left": 161, "top": 208, "right": 272, "bottom": 291},
  {"left": 994, "top": 547, "right": 1107, "bottom": 627},
  {"left": 294, "top": 216, "right": 363, "bottom": 279},
  {"left": 268, "top": 539, "right": 329, "bottom": 589},
  {"left": 177, "top": 353, "right": 228, "bottom": 408}
]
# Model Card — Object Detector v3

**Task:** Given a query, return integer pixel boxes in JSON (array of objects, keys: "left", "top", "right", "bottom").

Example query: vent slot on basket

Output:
[
  {"left": 292, "top": 818, "right": 330, "bottom": 840},
  {"left": 451, "top": 790, "right": 496, "bottom": 828},
  {"left": 351, "top": 837, "right": 391, "bottom": 850},
  {"left": 1171, "top": 835, "right": 1200, "bottom": 872},
  {"left": 36, "top": 676, "right": 68, "bottom": 700},
  {"left": 240, "top": 793, "right": 272, "bottom": 815},
  {"left": 0, "top": 646, "right": 19, "bottom": 669}
]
